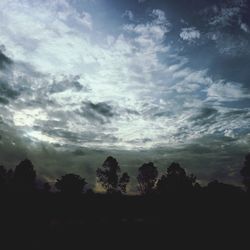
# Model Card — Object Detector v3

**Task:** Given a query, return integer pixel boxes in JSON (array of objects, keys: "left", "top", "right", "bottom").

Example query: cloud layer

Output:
[{"left": 0, "top": 0, "right": 249, "bottom": 189}]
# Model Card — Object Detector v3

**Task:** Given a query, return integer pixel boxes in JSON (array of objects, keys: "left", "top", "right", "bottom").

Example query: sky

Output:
[{"left": 0, "top": 0, "right": 250, "bottom": 192}]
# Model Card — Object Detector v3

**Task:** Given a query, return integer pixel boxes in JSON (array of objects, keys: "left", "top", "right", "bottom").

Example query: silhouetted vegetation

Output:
[
  {"left": 55, "top": 173, "right": 87, "bottom": 195},
  {"left": 0, "top": 153, "right": 250, "bottom": 248},
  {"left": 241, "top": 153, "right": 250, "bottom": 192},
  {"left": 96, "top": 156, "right": 130, "bottom": 193},
  {"left": 156, "top": 162, "right": 197, "bottom": 194},
  {"left": 13, "top": 159, "right": 36, "bottom": 192},
  {"left": 137, "top": 162, "right": 158, "bottom": 195}
]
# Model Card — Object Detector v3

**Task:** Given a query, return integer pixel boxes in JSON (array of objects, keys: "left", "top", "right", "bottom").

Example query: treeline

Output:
[
  {"left": 1, "top": 153, "right": 250, "bottom": 196},
  {"left": 1, "top": 154, "right": 250, "bottom": 249}
]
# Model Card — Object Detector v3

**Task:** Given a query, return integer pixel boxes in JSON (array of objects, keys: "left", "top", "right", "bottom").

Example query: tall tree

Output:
[
  {"left": 13, "top": 159, "right": 36, "bottom": 192},
  {"left": 156, "top": 162, "right": 196, "bottom": 194},
  {"left": 96, "top": 156, "right": 130, "bottom": 193},
  {"left": 118, "top": 172, "right": 130, "bottom": 194},
  {"left": 137, "top": 162, "right": 158, "bottom": 195},
  {"left": 240, "top": 153, "right": 250, "bottom": 192}
]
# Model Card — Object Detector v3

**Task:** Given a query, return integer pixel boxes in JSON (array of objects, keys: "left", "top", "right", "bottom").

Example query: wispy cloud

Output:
[
  {"left": 122, "top": 10, "right": 134, "bottom": 21},
  {"left": 180, "top": 27, "right": 200, "bottom": 42},
  {"left": 0, "top": 1, "right": 249, "bottom": 150}
]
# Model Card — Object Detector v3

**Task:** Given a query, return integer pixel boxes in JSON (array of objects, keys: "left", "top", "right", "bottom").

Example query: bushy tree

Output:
[
  {"left": 55, "top": 174, "right": 87, "bottom": 195},
  {"left": 137, "top": 162, "right": 158, "bottom": 195},
  {"left": 96, "top": 156, "right": 130, "bottom": 194},
  {"left": 156, "top": 162, "right": 196, "bottom": 194}
]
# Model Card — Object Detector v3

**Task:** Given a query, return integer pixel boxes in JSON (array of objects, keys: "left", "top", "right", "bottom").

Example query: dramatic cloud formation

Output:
[{"left": 0, "top": 0, "right": 249, "bottom": 191}]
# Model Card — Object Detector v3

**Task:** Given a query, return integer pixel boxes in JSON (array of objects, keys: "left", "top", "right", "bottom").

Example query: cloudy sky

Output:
[{"left": 0, "top": 0, "right": 250, "bottom": 191}]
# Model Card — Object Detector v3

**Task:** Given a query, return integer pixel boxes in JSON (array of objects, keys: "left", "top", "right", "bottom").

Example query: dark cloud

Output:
[
  {"left": 0, "top": 49, "right": 12, "bottom": 69},
  {"left": 0, "top": 97, "right": 9, "bottom": 105},
  {"left": 40, "top": 128, "right": 97, "bottom": 143},
  {"left": 78, "top": 101, "right": 115, "bottom": 124},
  {"left": 0, "top": 51, "right": 25, "bottom": 105},
  {"left": 154, "top": 111, "right": 174, "bottom": 117},
  {"left": 189, "top": 107, "right": 218, "bottom": 124},
  {"left": 223, "top": 109, "right": 249, "bottom": 117},
  {"left": 85, "top": 101, "right": 114, "bottom": 117},
  {"left": 49, "top": 76, "right": 88, "bottom": 94},
  {"left": 0, "top": 79, "right": 20, "bottom": 105}
]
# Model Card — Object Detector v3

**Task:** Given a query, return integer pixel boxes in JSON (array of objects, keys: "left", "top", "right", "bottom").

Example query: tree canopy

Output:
[
  {"left": 55, "top": 173, "right": 87, "bottom": 195},
  {"left": 137, "top": 162, "right": 158, "bottom": 195},
  {"left": 96, "top": 156, "right": 130, "bottom": 193}
]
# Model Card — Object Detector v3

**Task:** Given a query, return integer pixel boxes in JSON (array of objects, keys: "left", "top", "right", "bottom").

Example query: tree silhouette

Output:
[
  {"left": 137, "top": 162, "right": 158, "bottom": 195},
  {"left": 55, "top": 174, "right": 87, "bottom": 195},
  {"left": 118, "top": 172, "right": 130, "bottom": 193},
  {"left": 240, "top": 153, "right": 250, "bottom": 192},
  {"left": 156, "top": 162, "right": 196, "bottom": 194},
  {"left": 13, "top": 159, "right": 36, "bottom": 192},
  {"left": 0, "top": 165, "right": 7, "bottom": 191},
  {"left": 96, "top": 156, "right": 130, "bottom": 193}
]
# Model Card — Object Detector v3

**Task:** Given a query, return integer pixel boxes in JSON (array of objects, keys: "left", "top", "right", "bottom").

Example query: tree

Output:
[
  {"left": 240, "top": 153, "right": 250, "bottom": 192},
  {"left": 137, "top": 162, "right": 158, "bottom": 195},
  {"left": 96, "top": 156, "right": 130, "bottom": 194},
  {"left": 13, "top": 159, "right": 36, "bottom": 192},
  {"left": 118, "top": 172, "right": 130, "bottom": 193},
  {"left": 0, "top": 165, "right": 7, "bottom": 191},
  {"left": 55, "top": 174, "right": 87, "bottom": 195},
  {"left": 156, "top": 162, "right": 196, "bottom": 194}
]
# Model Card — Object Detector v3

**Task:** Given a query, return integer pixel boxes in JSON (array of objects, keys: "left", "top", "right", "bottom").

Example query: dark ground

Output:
[{"left": 1, "top": 190, "right": 249, "bottom": 249}]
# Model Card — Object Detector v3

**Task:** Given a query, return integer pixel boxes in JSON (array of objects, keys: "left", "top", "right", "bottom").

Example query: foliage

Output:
[
  {"left": 13, "top": 159, "right": 36, "bottom": 192},
  {"left": 55, "top": 173, "right": 87, "bottom": 194},
  {"left": 137, "top": 162, "right": 158, "bottom": 195},
  {"left": 96, "top": 156, "right": 130, "bottom": 193},
  {"left": 156, "top": 162, "right": 196, "bottom": 194}
]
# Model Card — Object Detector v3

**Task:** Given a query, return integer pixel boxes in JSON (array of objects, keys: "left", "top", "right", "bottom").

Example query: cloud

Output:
[
  {"left": 189, "top": 107, "right": 218, "bottom": 123},
  {"left": 0, "top": 0, "right": 249, "bottom": 189},
  {"left": 151, "top": 9, "right": 168, "bottom": 25},
  {"left": 0, "top": 49, "right": 12, "bottom": 69},
  {"left": 49, "top": 75, "right": 86, "bottom": 94},
  {"left": 0, "top": 50, "right": 20, "bottom": 105},
  {"left": 83, "top": 102, "right": 114, "bottom": 118},
  {"left": 206, "top": 81, "right": 250, "bottom": 102},
  {"left": 78, "top": 101, "right": 115, "bottom": 124},
  {"left": 0, "top": 80, "right": 19, "bottom": 103},
  {"left": 0, "top": 0, "right": 94, "bottom": 74},
  {"left": 213, "top": 32, "right": 250, "bottom": 56},
  {"left": 207, "top": 0, "right": 247, "bottom": 27},
  {"left": 0, "top": 2, "right": 248, "bottom": 152},
  {"left": 180, "top": 27, "right": 200, "bottom": 42},
  {"left": 79, "top": 11, "right": 93, "bottom": 30},
  {"left": 122, "top": 10, "right": 134, "bottom": 21},
  {"left": 202, "top": 0, "right": 250, "bottom": 56},
  {"left": 240, "top": 23, "right": 249, "bottom": 33}
]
